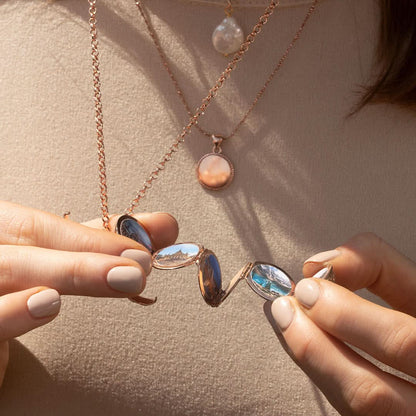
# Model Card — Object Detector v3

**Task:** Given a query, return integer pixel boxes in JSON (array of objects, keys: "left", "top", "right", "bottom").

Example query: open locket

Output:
[{"left": 116, "top": 215, "right": 334, "bottom": 306}]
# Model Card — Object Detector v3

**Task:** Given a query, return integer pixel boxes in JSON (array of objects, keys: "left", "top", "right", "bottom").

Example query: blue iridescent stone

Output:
[
  {"left": 116, "top": 215, "right": 153, "bottom": 253},
  {"left": 248, "top": 263, "right": 295, "bottom": 300}
]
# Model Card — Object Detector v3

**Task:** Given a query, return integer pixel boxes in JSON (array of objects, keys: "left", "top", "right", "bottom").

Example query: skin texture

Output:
[
  {"left": 0, "top": 201, "right": 178, "bottom": 388},
  {"left": 271, "top": 233, "right": 416, "bottom": 416}
]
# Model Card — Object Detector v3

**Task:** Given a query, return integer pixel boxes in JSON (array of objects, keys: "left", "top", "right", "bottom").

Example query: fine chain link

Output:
[
  {"left": 182, "top": 0, "right": 321, "bottom": 8},
  {"left": 180, "top": 0, "right": 323, "bottom": 9},
  {"left": 135, "top": 0, "right": 318, "bottom": 140},
  {"left": 135, "top": 0, "right": 211, "bottom": 139},
  {"left": 89, "top": 0, "right": 110, "bottom": 229},
  {"left": 89, "top": 0, "right": 280, "bottom": 227}
]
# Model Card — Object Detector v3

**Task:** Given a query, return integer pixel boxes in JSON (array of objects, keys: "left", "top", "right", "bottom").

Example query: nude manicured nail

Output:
[
  {"left": 271, "top": 297, "right": 294, "bottom": 331},
  {"left": 295, "top": 278, "right": 320, "bottom": 308},
  {"left": 27, "top": 289, "right": 61, "bottom": 318},
  {"left": 107, "top": 266, "right": 144, "bottom": 293},
  {"left": 120, "top": 249, "right": 152, "bottom": 275},
  {"left": 304, "top": 249, "right": 341, "bottom": 264}
]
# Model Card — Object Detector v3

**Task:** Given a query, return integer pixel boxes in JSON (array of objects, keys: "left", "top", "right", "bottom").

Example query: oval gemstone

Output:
[
  {"left": 198, "top": 250, "right": 223, "bottom": 306},
  {"left": 212, "top": 17, "right": 244, "bottom": 56},
  {"left": 153, "top": 243, "right": 202, "bottom": 269},
  {"left": 196, "top": 153, "right": 234, "bottom": 190},
  {"left": 247, "top": 263, "right": 295, "bottom": 300},
  {"left": 116, "top": 215, "right": 153, "bottom": 253}
]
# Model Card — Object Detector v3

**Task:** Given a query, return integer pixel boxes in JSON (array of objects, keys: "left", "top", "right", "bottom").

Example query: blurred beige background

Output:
[{"left": 0, "top": 0, "right": 415, "bottom": 414}]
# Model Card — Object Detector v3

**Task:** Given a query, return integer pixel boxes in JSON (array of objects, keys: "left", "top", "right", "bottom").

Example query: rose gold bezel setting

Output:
[{"left": 196, "top": 153, "right": 235, "bottom": 191}]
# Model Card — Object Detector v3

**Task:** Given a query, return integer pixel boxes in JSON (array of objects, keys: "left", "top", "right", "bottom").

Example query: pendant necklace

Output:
[
  {"left": 212, "top": 1, "right": 245, "bottom": 56},
  {"left": 134, "top": 0, "right": 317, "bottom": 190},
  {"left": 89, "top": 0, "right": 282, "bottom": 230}
]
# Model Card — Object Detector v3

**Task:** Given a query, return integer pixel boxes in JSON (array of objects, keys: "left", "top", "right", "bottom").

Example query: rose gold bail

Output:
[
  {"left": 212, "top": 134, "right": 224, "bottom": 153},
  {"left": 225, "top": 1, "right": 233, "bottom": 17}
]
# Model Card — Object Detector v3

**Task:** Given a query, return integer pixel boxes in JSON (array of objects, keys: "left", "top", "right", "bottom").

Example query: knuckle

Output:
[
  {"left": 0, "top": 251, "right": 13, "bottom": 293},
  {"left": 6, "top": 211, "right": 36, "bottom": 246},
  {"left": 0, "top": 321, "right": 8, "bottom": 343},
  {"left": 348, "top": 232, "right": 385, "bottom": 251},
  {"left": 67, "top": 259, "right": 81, "bottom": 294},
  {"left": 382, "top": 321, "right": 416, "bottom": 365},
  {"left": 346, "top": 377, "right": 395, "bottom": 415},
  {"left": 291, "top": 333, "right": 315, "bottom": 363}
]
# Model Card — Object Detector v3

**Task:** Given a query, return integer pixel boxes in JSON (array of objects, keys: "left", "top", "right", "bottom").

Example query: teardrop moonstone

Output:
[{"left": 212, "top": 17, "right": 244, "bottom": 56}]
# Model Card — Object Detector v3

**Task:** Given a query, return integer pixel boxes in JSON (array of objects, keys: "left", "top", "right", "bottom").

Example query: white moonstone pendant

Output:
[
  {"left": 212, "top": 17, "right": 244, "bottom": 56},
  {"left": 196, "top": 153, "right": 234, "bottom": 190}
]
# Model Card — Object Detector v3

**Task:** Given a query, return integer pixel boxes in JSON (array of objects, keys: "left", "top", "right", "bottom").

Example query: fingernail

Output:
[
  {"left": 295, "top": 278, "right": 320, "bottom": 308},
  {"left": 271, "top": 297, "right": 294, "bottom": 331},
  {"left": 107, "top": 266, "right": 144, "bottom": 293},
  {"left": 120, "top": 249, "right": 152, "bottom": 275},
  {"left": 27, "top": 289, "right": 61, "bottom": 318},
  {"left": 304, "top": 249, "right": 341, "bottom": 264}
]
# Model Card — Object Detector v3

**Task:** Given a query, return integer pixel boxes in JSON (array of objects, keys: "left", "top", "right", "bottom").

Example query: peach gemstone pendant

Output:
[{"left": 196, "top": 135, "right": 234, "bottom": 190}]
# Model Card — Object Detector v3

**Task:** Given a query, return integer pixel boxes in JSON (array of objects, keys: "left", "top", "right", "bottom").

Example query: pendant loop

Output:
[
  {"left": 224, "top": 0, "right": 233, "bottom": 17},
  {"left": 212, "top": 134, "right": 224, "bottom": 154}
]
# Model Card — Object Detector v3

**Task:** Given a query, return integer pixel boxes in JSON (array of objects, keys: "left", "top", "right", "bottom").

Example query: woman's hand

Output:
[
  {"left": 270, "top": 233, "right": 416, "bottom": 416},
  {"left": 0, "top": 201, "right": 178, "bottom": 387}
]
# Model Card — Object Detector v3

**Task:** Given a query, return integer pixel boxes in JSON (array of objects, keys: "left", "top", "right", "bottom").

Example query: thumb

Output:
[{"left": 303, "top": 233, "right": 416, "bottom": 316}]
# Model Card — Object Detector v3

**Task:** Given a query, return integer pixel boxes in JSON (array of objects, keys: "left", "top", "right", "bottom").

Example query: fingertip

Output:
[
  {"left": 134, "top": 212, "right": 179, "bottom": 249},
  {"left": 106, "top": 265, "right": 146, "bottom": 295},
  {"left": 271, "top": 296, "right": 295, "bottom": 332},
  {"left": 294, "top": 278, "right": 321, "bottom": 309},
  {"left": 27, "top": 288, "right": 61, "bottom": 319},
  {"left": 120, "top": 249, "right": 153, "bottom": 275}
]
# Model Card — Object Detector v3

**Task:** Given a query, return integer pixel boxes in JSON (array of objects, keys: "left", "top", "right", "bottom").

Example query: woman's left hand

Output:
[{"left": 270, "top": 233, "right": 416, "bottom": 416}]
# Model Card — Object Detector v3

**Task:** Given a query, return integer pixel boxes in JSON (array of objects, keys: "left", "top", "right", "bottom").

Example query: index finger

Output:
[{"left": 0, "top": 201, "right": 178, "bottom": 255}]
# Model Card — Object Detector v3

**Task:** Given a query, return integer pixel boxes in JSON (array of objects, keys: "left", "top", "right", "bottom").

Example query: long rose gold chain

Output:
[
  {"left": 89, "top": 0, "right": 317, "bottom": 229},
  {"left": 89, "top": 0, "right": 281, "bottom": 229},
  {"left": 89, "top": 0, "right": 109, "bottom": 228},
  {"left": 135, "top": 0, "right": 318, "bottom": 140}
]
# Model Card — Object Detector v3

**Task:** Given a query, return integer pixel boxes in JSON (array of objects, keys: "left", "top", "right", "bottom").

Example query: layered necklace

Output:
[
  {"left": 135, "top": 0, "right": 317, "bottom": 192},
  {"left": 88, "top": 0, "right": 318, "bottom": 230}
]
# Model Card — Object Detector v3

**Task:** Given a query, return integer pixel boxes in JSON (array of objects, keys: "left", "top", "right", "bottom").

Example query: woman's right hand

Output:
[{"left": 0, "top": 201, "right": 178, "bottom": 387}]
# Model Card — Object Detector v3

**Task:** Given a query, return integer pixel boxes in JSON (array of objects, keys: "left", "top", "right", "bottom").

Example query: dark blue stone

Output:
[{"left": 116, "top": 215, "right": 153, "bottom": 253}]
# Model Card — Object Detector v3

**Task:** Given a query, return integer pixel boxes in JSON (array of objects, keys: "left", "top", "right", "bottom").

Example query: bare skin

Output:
[
  {"left": 271, "top": 233, "right": 416, "bottom": 416},
  {"left": 0, "top": 201, "right": 178, "bottom": 387}
]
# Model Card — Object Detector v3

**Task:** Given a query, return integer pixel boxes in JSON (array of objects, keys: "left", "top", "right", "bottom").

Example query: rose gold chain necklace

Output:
[
  {"left": 89, "top": 0, "right": 317, "bottom": 230},
  {"left": 89, "top": 0, "right": 279, "bottom": 229},
  {"left": 135, "top": 0, "right": 317, "bottom": 191}
]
